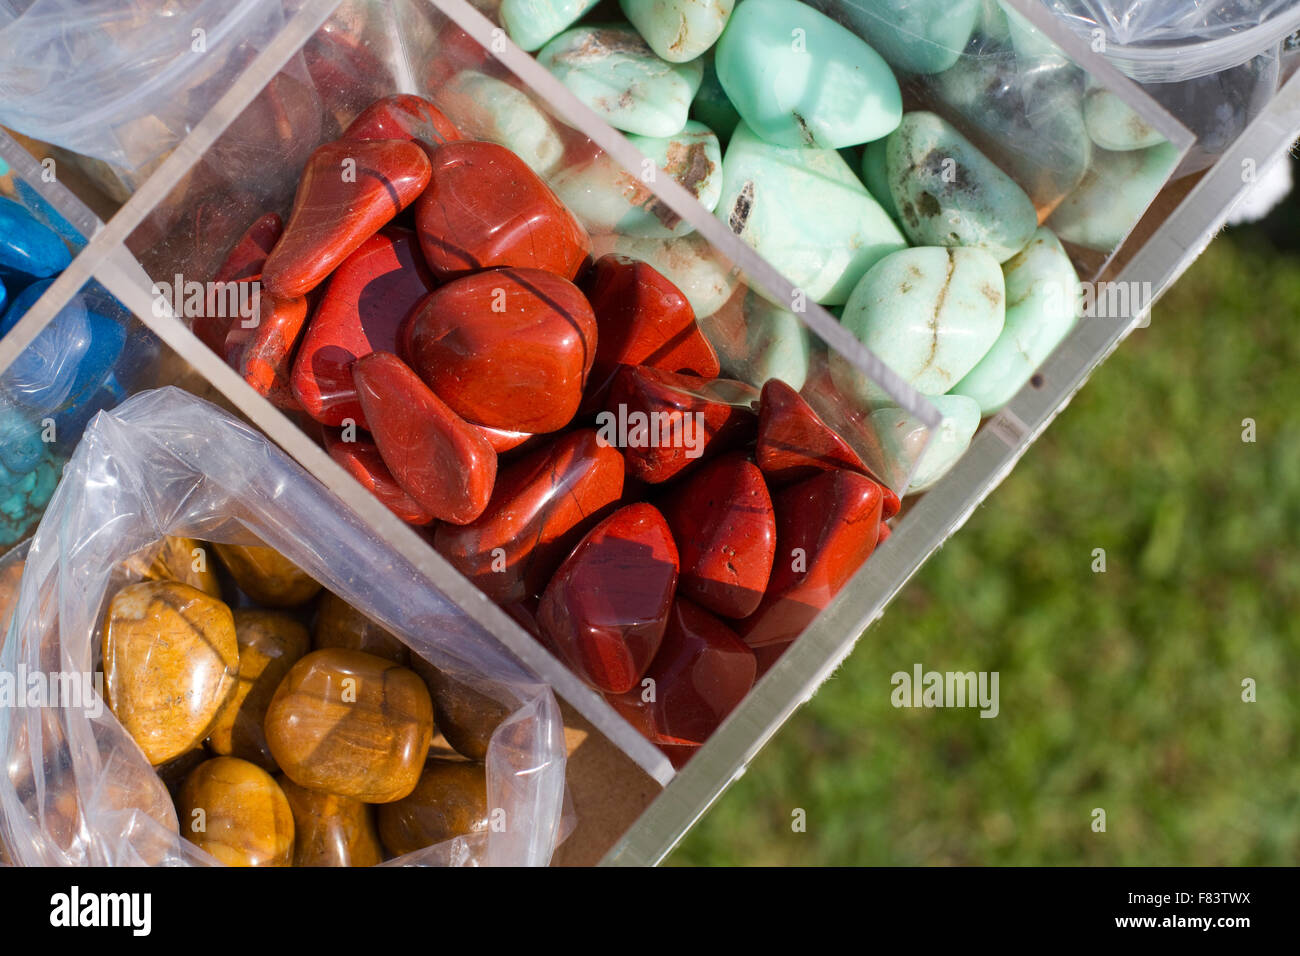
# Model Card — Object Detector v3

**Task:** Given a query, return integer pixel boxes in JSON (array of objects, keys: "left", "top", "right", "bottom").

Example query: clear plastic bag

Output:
[{"left": 0, "top": 386, "right": 567, "bottom": 866}]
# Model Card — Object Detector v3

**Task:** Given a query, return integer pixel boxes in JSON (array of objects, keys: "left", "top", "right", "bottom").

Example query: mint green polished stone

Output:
[
  {"left": 873, "top": 394, "right": 981, "bottom": 494},
  {"left": 886, "top": 111, "right": 1037, "bottom": 262},
  {"left": 830, "top": 246, "right": 1005, "bottom": 405},
  {"left": 861, "top": 137, "right": 899, "bottom": 220},
  {"left": 1002, "top": 2, "right": 1067, "bottom": 65},
  {"left": 950, "top": 227, "right": 1079, "bottom": 414},
  {"left": 539, "top": 25, "right": 703, "bottom": 137},
  {"left": 442, "top": 72, "right": 565, "bottom": 178},
  {"left": 1084, "top": 85, "right": 1165, "bottom": 152},
  {"left": 716, "top": 122, "right": 906, "bottom": 305},
  {"left": 714, "top": 0, "right": 902, "bottom": 149},
  {"left": 500, "top": 0, "right": 600, "bottom": 52},
  {"left": 621, "top": 0, "right": 735, "bottom": 63},
  {"left": 698, "top": 289, "right": 811, "bottom": 390},
  {"left": 612, "top": 232, "right": 738, "bottom": 316},
  {"left": 1048, "top": 142, "right": 1180, "bottom": 252},
  {"left": 827, "top": 0, "right": 979, "bottom": 75},
  {"left": 552, "top": 121, "right": 723, "bottom": 237},
  {"left": 692, "top": 53, "right": 741, "bottom": 143}
]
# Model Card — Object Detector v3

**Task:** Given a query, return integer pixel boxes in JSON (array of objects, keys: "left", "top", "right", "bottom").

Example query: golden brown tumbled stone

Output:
[
  {"left": 103, "top": 581, "right": 239, "bottom": 766},
  {"left": 179, "top": 757, "right": 294, "bottom": 866},
  {"left": 377, "top": 759, "right": 490, "bottom": 857},
  {"left": 264, "top": 649, "right": 434, "bottom": 802},
  {"left": 212, "top": 541, "right": 322, "bottom": 607},
  {"left": 410, "top": 656, "right": 509, "bottom": 762},
  {"left": 312, "top": 591, "right": 409, "bottom": 664},
  {"left": 278, "top": 774, "right": 384, "bottom": 867},
  {"left": 124, "top": 536, "right": 221, "bottom": 599},
  {"left": 207, "top": 610, "right": 310, "bottom": 770}
]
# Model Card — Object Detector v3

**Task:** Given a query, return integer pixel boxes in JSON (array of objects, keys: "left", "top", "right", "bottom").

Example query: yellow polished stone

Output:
[
  {"left": 377, "top": 759, "right": 489, "bottom": 857},
  {"left": 179, "top": 757, "right": 294, "bottom": 866},
  {"left": 212, "top": 541, "right": 322, "bottom": 607},
  {"left": 278, "top": 775, "right": 384, "bottom": 867}
]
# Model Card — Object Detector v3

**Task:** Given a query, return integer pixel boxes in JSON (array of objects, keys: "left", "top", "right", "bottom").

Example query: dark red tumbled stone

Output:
[
  {"left": 404, "top": 267, "right": 597, "bottom": 434},
  {"left": 736, "top": 468, "right": 883, "bottom": 648},
  {"left": 434, "top": 429, "right": 625, "bottom": 603},
  {"left": 473, "top": 423, "right": 534, "bottom": 453},
  {"left": 324, "top": 429, "right": 437, "bottom": 526},
  {"left": 351, "top": 352, "right": 497, "bottom": 525},
  {"left": 537, "top": 503, "right": 679, "bottom": 694},
  {"left": 263, "top": 139, "right": 431, "bottom": 299},
  {"left": 415, "top": 140, "right": 590, "bottom": 282},
  {"left": 757, "top": 378, "right": 870, "bottom": 485},
  {"left": 223, "top": 292, "right": 309, "bottom": 411},
  {"left": 659, "top": 453, "right": 775, "bottom": 619},
  {"left": 194, "top": 213, "right": 283, "bottom": 352},
  {"left": 342, "top": 94, "right": 462, "bottom": 156}
]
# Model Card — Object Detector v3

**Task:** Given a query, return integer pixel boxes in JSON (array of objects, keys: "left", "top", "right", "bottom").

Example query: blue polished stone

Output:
[{"left": 0, "top": 195, "right": 72, "bottom": 282}]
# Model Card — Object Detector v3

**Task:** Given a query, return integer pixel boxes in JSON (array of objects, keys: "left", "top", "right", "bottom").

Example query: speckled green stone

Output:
[
  {"left": 621, "top": 0, "right": 735, "bottom": 63},
  {"left": 1048, "top": 142, "right": 1180, "bottom": 252},
  {"left": 500, "top": 0, "right": 601, "bottom": 52},
  {"left": 441, "top": 72, "right": 565, "bottom": 178},
  {"left": 1084, "top": 85, "right": 1166, "bottom": 152},
  {"left": 826, "top": 0, "right": 979, "bottom": 75},
  {"left": 612, "top": 232, "right": 738, "bottom": 316},
  {"left": 873, "top": 394, "right": 982, "bottom": 494}
]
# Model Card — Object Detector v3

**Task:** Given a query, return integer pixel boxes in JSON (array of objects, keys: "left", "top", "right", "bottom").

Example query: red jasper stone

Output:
[
  {"left": 342, "top": 94, "right": 462, "bottom": 156},
  {"left": 876, "top": 521, "right": 892, "bottom": 545},
  {"left": 608, "top": 599, "right": 756, "bottom": 746},
  {"left": 580, "top": 254, "right": 719, "bottom": 411},
  {"left": 659, "top": 743, "right": 700, "bottom": 769},
  {"left": 537, "top": 503, "right": 679, "bottom": 694},
  {"left": 737, "top": 469, "right": 883, "bottom": 648},
  {"left": 224, "top": 293, "right": 309, "bottom": 411},
  {"left": 434, "top": 429, "right": 625, "bottom": 603},
  {"left": 194, "top": 213, "right": 283, "bottom": 352},
  {"left": 263, "top": 139, "right": 431, "bottom": 299},
  {"left": 415, "top": 140, "right": 590, "bottom": 282},
  {"left": 603, "top": 367, "right": 758, "bottom": 484},
  {"left": 404, "top": 267, "right": 597, "bottom": 434},
  {"left": 324, "top": 429, "right": 437, "bottom": 526},
  {"left": 351, "top": 352, "right": 497, "bottom": 525},
  {"left": 752, "top": 640, "right": 792, "bottom": 679},
  {"left": 756, "top": 378, "right": 869, "bottom": 485},
  {"left": 474, "top": 423, "right": 533, "bottom": 453},
  {"left": 659, "top": 453, "right": 775, "bottom": 619},
  {"left": 290, "top": 228, "right": 436, "bottom": 428}
]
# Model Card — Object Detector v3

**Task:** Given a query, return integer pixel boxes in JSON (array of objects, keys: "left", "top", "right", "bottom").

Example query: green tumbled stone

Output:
[
  {"left": 886, "top": 111, "right": 1037, "bottom": 262},
  {"left": 612, "top": 232, "right": 738, "bottom": 316},
  {"left": 861, "top": 137, "right": 898, "bottom": 220},
  {"left": 500, "top": 0, "right": 601, "bottom": 52},
  {"left": 1084, "top": 85, "right": 1166, "bottom": 152},
  {"left": 441, "top": 72, "right": 565, "bottom": 178},
  {"left": 692, "top": 53, "right": 742, "bottom": 143},
  {"left": 539, "top": 25, "right": 703, "bottom": 137},
  {"left": 823, "top": 0, "right": 979, "bottom": 75},
  {"left": 715, "top": 0, "right": 902, "bottom": 149},
  {"left": 621, "top": 0, "right": 735, "bottom": 63},
  {"left": 698, "top": 289, "right": 812, "bottom": 390},
  {"left": 873, "top": 394, "right": 982, "bottom": 494},
  {"left": 1048, "top": 142, "right": 1180, "bottom": 252},
  {"left": 830, "top": 246, "right": 1005, "bottom": 405},
  {"left": 950, "top": 227, "right": 1079, "bottom": 414},
  {"left": 716, "top": 122, "right": 906, "bottom": 305}
]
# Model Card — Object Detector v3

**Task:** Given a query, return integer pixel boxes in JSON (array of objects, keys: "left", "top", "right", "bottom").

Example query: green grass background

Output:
[{"left": 669, "top": 210, "right": 1300, "bottom": 866}]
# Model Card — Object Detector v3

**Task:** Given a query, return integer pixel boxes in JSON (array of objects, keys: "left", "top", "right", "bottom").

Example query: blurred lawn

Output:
[{"left": 669, "top": 215, "right": 1300, "bottom": 866}]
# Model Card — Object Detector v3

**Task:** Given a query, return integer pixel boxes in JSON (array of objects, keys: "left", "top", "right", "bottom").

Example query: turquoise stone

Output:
[
  {"left": 860, "top": 138, "right": 898, "bottom": 220},
  {"left": 830, "top": 246, "right": 1005, "bottom": 405},
  {"left": 692, "top": 53, "right": 741, "bottom": 143},
  {"left": 824, "top": 0, "right": 979, "bottom": 75},
  {"left": 716, "top": 122, "right": 906, "bottom": 305},
  {"left": 1002, "top": 3, "right": 1067, "bottom": 65},
  {"left": 612, "top": 232, "right": 738, "bottom": 316},
  {"left": 621, "top": 0, "right": 735, "bottom": 63},
  {"left": 1084, "top": 85, "right": 1165, "bottom": 152},
  {"left": 552, "top": 121, "right": 723, "bottom": 238},
  {"left": 539, "top": 25, "right": 703, "bottom": 137},
  {"left": 698, "top": 289, "right": 811, "bottom": 390},
  {"left": 441, "top": 71, "right": 565, "bottom": 177},
  {"left": 976, "top": 0, "right": 1010, "bottom": 43},
  {"left": 951, "top": 227, "right": 1079, "bottom": 414},
  {"left": 885, "top": 111, "right": 1037, "bottom": 262},
  {"left": 0, "top": 196, "right": 71, "bottom": 282},
  {"left": 0, "top": 403, "right": 62, "bottom": 547},
  {"left": 714, "top": 0, "right": 902, "bottom": 149},
  {"left": 872, "top": 394, "right": 981, "bottom": 494},
  {"left": 500, "top": 0, "right": 601, "bottom": 52},
  {"left": 1048, "top": 142, "right": 1180, "bottom": 252}
]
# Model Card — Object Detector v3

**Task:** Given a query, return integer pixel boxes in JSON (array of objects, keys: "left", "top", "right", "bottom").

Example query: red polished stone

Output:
[
  {"left": 757, "top": 378, "right": 869, "bottom": 485},
  {"left": 659, "top": 743, "right": 700, "bottom": 769},
  {"left": 263, "top": 139, "right": 431, "bottom": 299},
  {"left": 736, "top": 469, "right": 883, "bottom": 648},
  {"left": 537, "top": 503, "right": 679, "bottom": 694},
  {"left": 342, "top": 94, "right": 462, "bottom": 156},
  {"left": 659, "top": 453, "right": 775, "bottom": 619},
  {"left": 580, "top": 254, "right": 718, "bottom": 412},
  {"left": 404, "top": 267, "right": 597, "bottom": 434},
  {"left": 474, "top": 423, "right": 533, "bottom": 453},
  {"left": 608, "top": 598, "right": 756, "bottom": 746},
  {"left": 290, "top": 227, "right": 436, "bottom": 428},
  {"left": 434, "top": 429, "right": 625, "bottom": 603},
  {"left": 324, "top": 429, "right": 437, "bottom": 526},
  {"left": 603, "top": 366, "right": 758, "bottom": 484},
  {"left": 415, "top": 140, "right": 590, "bottom": 282},
  {"left": 223, "top": 293, "right": 309, "bottom": 411},
  {"left": 351, "top": 352, "right": 497, "bottom": 525},
  {"left": 194, "top": 213, "right": 283, "bottom": 352},
  {"left": 876, "top": 521, "right": 892, "bottom": 545},
  {"left": 752, "top": 640, "right": 792, "bottom": 679}
]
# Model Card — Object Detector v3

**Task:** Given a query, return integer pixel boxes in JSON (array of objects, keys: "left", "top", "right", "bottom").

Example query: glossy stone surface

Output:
[
  {"left": 716, "top": 0, "right": 901, "bottom": 149},
  {"left": 342, "top": 93, "right": 462, "bottom": 153},
  {"left": 324, "top": 430, "right": 437, "bottom": 526},
  {"left": 830, "top": 247, "right": 1005, "bottom": 405},
  {"left": 265, "top": 648, "right": 434, "bottom": 803},
  {"left": 102, "top": 581, "right": 238, "bottom": 766},
  {"left": 376, "top": 760, "right": 490, "bottom": 856},
  {"left": 279, "top": 774, "right": 384, "bottom": 867},
  {"left": 195, "top": 212, "right": 282, "bottom": 352},
  {"left": 0, "top": 195, "right": 70, "bottom": 281},
  {"left": 952, "top": 227, "right": 1080, "bottom": 414},
  {"left": 262, "top": 139, "right": 431, "bottom": 299},
  {"left": 313, "top": 590, "right": 410, "bottom": 664},
  {"left": 212, "top": 541, "right": 322, "bottom": 607},
  {"left": 439, "top": 71, "right": 565, "bottom": 178},
  {"left": 123, "top": 536, "right": 221, "bottom": 599},
  {"left": 206, "top": 610, "right": 310, "bottom": 771},
  {"left": 1049, "top": 142, "right": 1180, "bottom": 252},
  {"left": 290, "top": 227, "right": 435, "bottom": 429},
  {"left": 224, "top": 293, "right": 309, "bottom": 411},
  {"left": 886, "top": 112, "right": 1038, "bottom": 262},
  {"left": 872, "top": 394, "right": 981, "bottom": 493},
  {"left": 717, "top": 123, "right": 906, "bottom": 305},
  {"left": 756, "top": 378, "right": 868, "bottom": 485},
  {"left": 179, "top": 757, "right": 294, "bottom": 867},
  {"left": 539, "top": 25, "right": 703, "bottom": 137},
  {"left": 538, "top": 503, "right": 679, "bottom": 693},
  {"left": 604, "top": 366, "right": 758, "bottom": 483},
  {"left": 697, "top": 288, "right": 811, "bottom": 391},
  {"left": 659, "top": 453, "right": 775, "bottom": 618},
  {"left": 501, "top": 0, "right": 600, "bottom": 51},
  {"left": 622, "top": 0, "right": 734, "bottom": 63},
  {"left": 609, "top": 598, "right": 756, "bottom": 745},
  {"left": 404, "top": 267, "right": 596, "bottom": 434},
  {"left": 737, "top": 469, "right": 883, "bottom": 647},
  {"left": 410, "top": 657, "right": 511, "bottom": 762},
  {"left": 1084, "top": 86, "right": 1164, "bottom": 152},
  {"left": 352, "top": 351, "right": 498, "bottom": 525},
  {"left": 434, "top": 429, "right": 625, "bottom": 603},
  {"left": 416, "top": 140, "right": 590, "bottom": 281},
  {"left": 610, "top": 232, "right": 738, "bottom": 317},
  {"left": 692, "top": 53, "right": 741, "bottom": 142},
  {"left": 861, "top": 138, "right": 899, "bottom": 220},
  {"left": 822, "top": 0, "right": 978, "bottom": 75}
]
